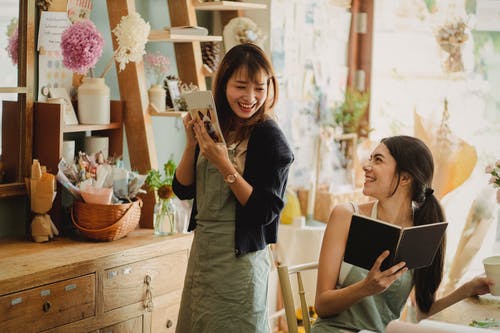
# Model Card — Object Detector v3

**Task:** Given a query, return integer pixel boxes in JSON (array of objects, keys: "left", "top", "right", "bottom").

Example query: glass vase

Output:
[{"left": 153, "top": 198, "right": 177, "bottom": 236}]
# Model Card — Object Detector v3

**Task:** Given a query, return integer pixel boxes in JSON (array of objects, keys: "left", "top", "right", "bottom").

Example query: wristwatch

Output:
[{"left": 224, "top": 172, "right": 239, "bottom": 184}]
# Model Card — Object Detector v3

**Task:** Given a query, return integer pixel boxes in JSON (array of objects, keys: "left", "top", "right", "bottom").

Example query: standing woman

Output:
[
  {"left": 173, "top": 43, "right": 294, "bottom": 333},
  {"left": 312, "top": 135, "right": 491, "bottom": 333}
]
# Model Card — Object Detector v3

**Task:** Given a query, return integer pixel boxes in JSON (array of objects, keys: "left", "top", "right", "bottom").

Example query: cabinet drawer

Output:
[
  {"left": 0, "top": 274, "right": 95, "bottom": 332},
  {"left": 103, "top": 250, "right": 188, "bottom": 312},
  {"left": 151, "top": 289, "right": 182, "bottom": 333},
  {"left": 100, "top": 315, "right": 143, "bottom": 333}
]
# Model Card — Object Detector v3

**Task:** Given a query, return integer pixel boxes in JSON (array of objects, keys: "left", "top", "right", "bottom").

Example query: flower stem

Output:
[{"left": 99, "top": 50, "right": 118, "bottom": 79}]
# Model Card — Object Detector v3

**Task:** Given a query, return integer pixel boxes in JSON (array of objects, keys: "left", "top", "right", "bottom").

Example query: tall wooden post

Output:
[{"left": 107, "top": 0, "right": 157, "bottom": 228}]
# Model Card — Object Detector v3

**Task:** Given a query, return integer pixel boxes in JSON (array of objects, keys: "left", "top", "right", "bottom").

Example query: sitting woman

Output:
[{"left": 312, "top": 135, "right": 492, "bottom": 333}]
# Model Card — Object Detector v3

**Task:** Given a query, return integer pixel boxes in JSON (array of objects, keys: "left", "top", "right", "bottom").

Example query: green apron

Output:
[
  {"left": 176, "top": 149, "right": 271, "bottom": 333},
  {"left": 311, "top": 202, "right": 413, "bottom": 333}
]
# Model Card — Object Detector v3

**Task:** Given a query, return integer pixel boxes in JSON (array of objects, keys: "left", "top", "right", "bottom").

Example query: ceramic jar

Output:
[
  {"left": 148, "top": 84, "right": 166, "bottom": 112},
  {"left": 78, "top": 77, "right": 110, "bottom": 124}
]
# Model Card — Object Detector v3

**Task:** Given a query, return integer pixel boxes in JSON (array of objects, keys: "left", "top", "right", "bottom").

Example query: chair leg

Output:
[{"left": 297, "top": 272, "right": 312, "bottom": 333}]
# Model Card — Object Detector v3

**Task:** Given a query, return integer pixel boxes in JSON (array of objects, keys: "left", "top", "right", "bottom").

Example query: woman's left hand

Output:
[
  {"left": 464, "top": 276, "right": 493, "bottom": 297},
  {"left": 193, "top": 120, "right": 229, "bottom": 169}
]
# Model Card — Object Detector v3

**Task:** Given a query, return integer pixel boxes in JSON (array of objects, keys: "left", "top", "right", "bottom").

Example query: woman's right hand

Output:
[
  {"left": 362, "top": 250, "right": 408, "bottom": 296},
  {"left": 183, "top": 113, "right": 197, "bottom": 147}
]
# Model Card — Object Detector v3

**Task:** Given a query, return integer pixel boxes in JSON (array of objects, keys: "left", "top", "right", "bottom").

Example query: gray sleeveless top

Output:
[{"left": 311, "top": 201, "right": 414, "bottom": 333}]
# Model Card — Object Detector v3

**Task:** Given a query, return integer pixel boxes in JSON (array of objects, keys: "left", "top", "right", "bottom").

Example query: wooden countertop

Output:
[{"left": 0, "top": 229, "right": 193, "bottom": 294}]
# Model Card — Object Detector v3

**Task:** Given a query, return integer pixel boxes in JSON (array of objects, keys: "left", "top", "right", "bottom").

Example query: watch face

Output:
[{"left": 226, "top": 174, "right": 237, "bottom": 184}]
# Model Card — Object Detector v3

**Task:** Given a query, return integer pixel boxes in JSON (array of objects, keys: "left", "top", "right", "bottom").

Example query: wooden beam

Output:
[
  {"left": 346, "top": 0, "right": 374, "bottom": 137},
  {"left": 106, "top": 0, "right": 157, "bottom": 228},
  {"left": 167, "top": 0, "right": 206, "bottom": 89}
]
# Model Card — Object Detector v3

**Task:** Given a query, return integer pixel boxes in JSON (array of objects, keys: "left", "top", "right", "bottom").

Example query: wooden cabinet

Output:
[{"left": 0, "top": 230, "right": 192, "bottom": 333}]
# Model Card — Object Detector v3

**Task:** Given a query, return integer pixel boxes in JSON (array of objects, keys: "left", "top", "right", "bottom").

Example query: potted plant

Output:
[
  {"left": 145, "top": 159, "right": 177, "bottom": 235},
  {"left": 332, "top": 88, "right": 370, "bottom": 135}
]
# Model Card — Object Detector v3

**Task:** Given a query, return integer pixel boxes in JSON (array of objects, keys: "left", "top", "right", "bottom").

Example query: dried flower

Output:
[
  {"left": 435, "top": 18, "right": 468, "bottom": 46},
  {"left": 6, "top": 20, "right": 18, "bottom": 65},
  {"left": 112, "top": 12, "right": 150, "bottom": 72},
  {"left": 485, "top": 160, "right": 500, "bottom": 188},
  {"left": 61, "top": 19, "right": 104, "bottom": 75},
  {"left": 144, "top": 52, "right": 171, "bottom": 85}
]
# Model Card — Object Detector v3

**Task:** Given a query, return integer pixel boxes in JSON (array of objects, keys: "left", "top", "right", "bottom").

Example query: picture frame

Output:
[
  {"left": 166, "top": 79, "right": 181, "bottom": 111},
  {"left": 48, "top": 87, "right": 79, "bottom": 125}
]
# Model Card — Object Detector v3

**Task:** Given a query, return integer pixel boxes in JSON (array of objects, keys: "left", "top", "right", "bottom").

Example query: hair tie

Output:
[{"left": 425, "top": 188, "right": 434, "bottom": 197}]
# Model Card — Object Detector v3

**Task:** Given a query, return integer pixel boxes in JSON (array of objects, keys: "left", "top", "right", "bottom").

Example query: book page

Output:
[
  {"left": 395, "top": 222, "right": 447, "bottom": 270},
  {"left": 182, "top": 90, "right": 226, "bottom": 145},
  {"left": 344, "top": 214, "right": 402, "bottom": 271}
]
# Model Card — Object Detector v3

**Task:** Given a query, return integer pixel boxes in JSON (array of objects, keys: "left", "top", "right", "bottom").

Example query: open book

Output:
[
  {"left": 182, "top": 90, "right": 226, "bottom": 145},
  {"left": 344, "top": 214, "right": 448, "bottom": 271}
]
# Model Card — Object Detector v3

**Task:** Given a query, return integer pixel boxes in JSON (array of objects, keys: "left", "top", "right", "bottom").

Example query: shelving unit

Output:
[
  {"left": 194, "top": 1, "right": 266, "bottom": 11},
  {"left": 33, "top": 100, "right": 124, "bottom": 231},
  {"left": 163, "top": 0, "right": 266, "bottom": 91}
]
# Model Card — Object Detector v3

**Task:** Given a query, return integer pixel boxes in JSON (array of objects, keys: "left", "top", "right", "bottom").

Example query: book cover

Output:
[
  {"left": 344, "top": 214, "right": 447, "bottom": 271},
  {"left": 181, "top": 90, "right": 226, "bottom": 145}
]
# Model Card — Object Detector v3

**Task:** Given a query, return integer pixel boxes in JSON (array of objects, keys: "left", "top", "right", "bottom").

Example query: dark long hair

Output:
[
  {"left": 381, "top": 135, "right": 446, "bottom": 313},
  {"left": 213, "top": 43, "right": 278, "bottom": 140}
]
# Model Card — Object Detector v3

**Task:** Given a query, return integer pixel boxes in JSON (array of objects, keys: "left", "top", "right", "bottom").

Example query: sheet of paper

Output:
[{"left": 37, "top": 11, "right": 71, "bottom": 52}]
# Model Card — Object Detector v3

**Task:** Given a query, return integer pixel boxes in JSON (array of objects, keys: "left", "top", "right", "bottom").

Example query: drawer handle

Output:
[
  {"left": 166, "top": 319, "right": 173, "bottom": 328},
  {"left": 42, "top": 301, "right": 52, "bottom": 312},
  {"left": 143, "top": 274, "right": 154, "bottom": 312}
]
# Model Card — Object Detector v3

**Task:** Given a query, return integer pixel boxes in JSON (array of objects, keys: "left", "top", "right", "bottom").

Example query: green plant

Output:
[
  {"left": 332, "top": 88, "right": 370, "bottom": 134},
  {"left": 145, "top": 159, "right": 177, "bottom": 200}
]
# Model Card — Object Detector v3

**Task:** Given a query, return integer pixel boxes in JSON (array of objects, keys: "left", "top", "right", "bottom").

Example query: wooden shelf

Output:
[
  {"left": 148, "top": 103, "right": 186, "bottom": 117},
  {"left": 195, "top": 1, "right": 266, "bottom": 11},
  {"left": 63, "top": 122, "right": 122, "bottom": 133},
  {"left": 148, "top": 30, "right": 223, "bottom": 42},
  {"left": 0, "top": 87, "right": 27, "bottom": 94}
]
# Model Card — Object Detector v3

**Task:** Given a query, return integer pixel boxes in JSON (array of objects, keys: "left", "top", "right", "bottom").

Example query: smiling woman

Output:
[{"left": 0, "top": 0, "right": 35, "bottom": 197}]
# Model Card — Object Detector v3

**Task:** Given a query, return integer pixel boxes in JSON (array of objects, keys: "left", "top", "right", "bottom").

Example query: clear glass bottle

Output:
[{"left": 153, "top": 197, "right": 177, "bottom": 236}]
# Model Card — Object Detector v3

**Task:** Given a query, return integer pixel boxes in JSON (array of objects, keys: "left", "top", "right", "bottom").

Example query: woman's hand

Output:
[
  {"left": 362, "top": 250, "right": 408, "bottom": 296},
  {"left": 463, "top": 276, "right": 493, "bottom": 297},
  {"left": 192, "top": 120, "right": 230, "bottom": 169},
  {"left": 183, "top": 113, "right": 197, "bottom": 148}
]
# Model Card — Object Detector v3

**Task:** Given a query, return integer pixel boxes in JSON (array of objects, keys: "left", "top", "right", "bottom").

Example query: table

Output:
[{"left": 428, "top": 295, "right": 500, "bottom": 330}]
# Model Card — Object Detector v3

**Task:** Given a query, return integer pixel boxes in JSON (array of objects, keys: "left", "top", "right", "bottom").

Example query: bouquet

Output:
[
  {"left": 485, "top": 160, "right": 500, "bottom": 189},
  {"left": 144, "top": 52, "right": 171, "bottom": 86},
  {"left": 57, "top": 153, "right": 146, "bottom": 205},
  {"left": 5, "top": 17, "right": 19, "bottom": 65},
  {"left": 435, "top": 17, "right": 468, "bottom": 72},
  {"left": 60, "top": 12, "right": 150, "bottom": 77}
]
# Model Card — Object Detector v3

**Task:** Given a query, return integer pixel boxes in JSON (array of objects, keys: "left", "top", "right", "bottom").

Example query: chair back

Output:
[{"left": 277, "top": 262, "right": 319, "bottom": 333}]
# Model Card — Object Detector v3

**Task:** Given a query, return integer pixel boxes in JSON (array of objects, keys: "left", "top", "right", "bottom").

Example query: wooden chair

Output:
[{"left": 277, "top": 262, "right": 319, "bottom": 333}]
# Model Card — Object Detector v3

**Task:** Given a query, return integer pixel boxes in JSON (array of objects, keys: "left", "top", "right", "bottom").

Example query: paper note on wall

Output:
[{"left": 37, "top": 11, "right": 73, "bottom": 101}]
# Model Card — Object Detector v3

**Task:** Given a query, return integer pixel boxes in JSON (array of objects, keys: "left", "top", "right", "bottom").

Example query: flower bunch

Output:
[
  {"left": 234, "top": 17, "right": 265, "bottom": 45},
  {"left": 61, "top": 19, "right": 104, "bottom": 75},
  {"left": 111, "top": 12, "right": 150, "bottom": 72},
  {"left": 145, "top": 159, "right": 177, "bottom": 200},
  {"left": 485, "top": 160, "right": 500, "bottom": 189},
  {"left": 5, "top": 18, "right": 18, "bottom": 65},
  {"left": 144, "top": 52, "right": 171, "bottom": 85},
  {"left": 435, "top": 18, "right": 468, "bottom": 46}
]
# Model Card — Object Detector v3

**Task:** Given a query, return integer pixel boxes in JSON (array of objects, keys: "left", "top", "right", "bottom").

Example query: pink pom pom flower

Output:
[
  {"left": 61, "top": 19, "right": 104, "bottom": 75},
  {"left": 6, "top": 25, "right": 18, "bottom": 65}
]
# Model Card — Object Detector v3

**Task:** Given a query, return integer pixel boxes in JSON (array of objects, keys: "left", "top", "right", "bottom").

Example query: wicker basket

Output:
[{"left": 71, "top": 198, "right": 142, "bottom": 241}]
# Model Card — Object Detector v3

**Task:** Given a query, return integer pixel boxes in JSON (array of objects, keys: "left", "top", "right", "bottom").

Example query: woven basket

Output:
[{"left": 71, "top": 198, "right": 142, "bottom": 241}]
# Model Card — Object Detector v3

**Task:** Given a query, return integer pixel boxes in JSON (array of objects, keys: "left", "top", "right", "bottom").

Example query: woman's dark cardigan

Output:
[{"left": 172, "top": 119, "right": 294, "bottom": 256}]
